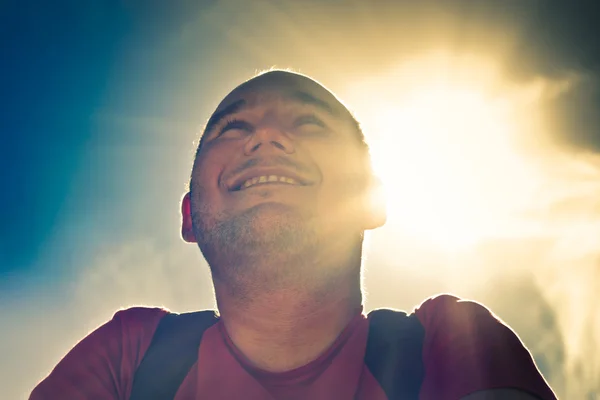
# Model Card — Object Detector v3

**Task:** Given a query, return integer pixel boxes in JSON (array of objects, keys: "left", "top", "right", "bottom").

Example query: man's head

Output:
[{"left": 181, "top": 70, "right": 385, "bottom": 291}]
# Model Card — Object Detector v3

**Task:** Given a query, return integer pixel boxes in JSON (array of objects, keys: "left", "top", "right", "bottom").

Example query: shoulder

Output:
[
  {"left": 412, "top": 293, "right": 497, "bottom": 332},
  {"left": 411, "top": 294, "right": 556, "bottom": 400},
  {"left": 413, "top": 293, "right": 488, "bottom": 318},
  {"left": 111, "top": 306, "right": 170, "bottom": 336},
  {"left": 411, "top": 293, "right": 528, "bottom": 358},
  {"left": 411, "top": 293, "right": 517, "bottom": 367},
  {"left": 109, "top": 306, "right": 171, "bottom": 370},
  {"left": 61, "top": 305, "right": 169, "bottom": 359},
  {"left": 30, "top": 306, "right": 170, "bottom": 399},
  {"left": 91, "top": 306, "right": 170, "bottom": 355}
]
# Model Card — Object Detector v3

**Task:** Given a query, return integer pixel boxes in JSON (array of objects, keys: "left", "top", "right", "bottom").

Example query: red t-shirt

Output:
[{"left": 30, "top": 295, "right": 557, "bottom": 399}]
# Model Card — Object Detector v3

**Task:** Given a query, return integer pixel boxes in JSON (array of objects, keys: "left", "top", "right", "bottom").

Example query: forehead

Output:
[{"left": 214, "top": 72, "right": 347, "bottom": 116}]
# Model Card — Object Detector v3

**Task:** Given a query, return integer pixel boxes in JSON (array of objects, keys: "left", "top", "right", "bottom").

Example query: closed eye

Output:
[
  {"left": 293, "top": 114, "right": 326, "bottom": 128},
  {"left": 218, "top": 118, "right": 254, "bottom": 137}
]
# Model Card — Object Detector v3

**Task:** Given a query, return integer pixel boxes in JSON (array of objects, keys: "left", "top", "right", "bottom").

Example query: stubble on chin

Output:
[{"left": 192, "top": 203, "right": 320, "bottom": 295}]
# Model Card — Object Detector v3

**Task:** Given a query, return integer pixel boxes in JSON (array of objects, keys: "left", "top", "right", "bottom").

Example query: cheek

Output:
[
  {"left": 315, "top": 146, "right": 368, "bottom": 212},
  {"left": 318, "top": 142, "right": 367, "bottom": 183},
  {"left": 192, "top": 146, "right": 232, "bottom": 200}
]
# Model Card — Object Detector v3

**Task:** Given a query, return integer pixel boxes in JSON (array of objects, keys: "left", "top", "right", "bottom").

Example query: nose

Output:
[{"left": 243, "top": 124, "right": 295, "bottom": 155}]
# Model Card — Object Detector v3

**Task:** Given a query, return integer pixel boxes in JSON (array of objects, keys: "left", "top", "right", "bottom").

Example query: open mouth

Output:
[{"left": 232, "top": 175, "right": 304, "bottom": 191}]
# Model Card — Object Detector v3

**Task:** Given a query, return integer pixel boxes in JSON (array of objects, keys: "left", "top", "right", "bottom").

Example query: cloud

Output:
[{"left": 541, "top": 75, "right": 600, "bottom": 153}]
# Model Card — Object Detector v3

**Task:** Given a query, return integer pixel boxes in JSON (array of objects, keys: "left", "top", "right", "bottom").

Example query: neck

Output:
[{"left": 213, "top": 263, "right": 363, "bottom": 372}]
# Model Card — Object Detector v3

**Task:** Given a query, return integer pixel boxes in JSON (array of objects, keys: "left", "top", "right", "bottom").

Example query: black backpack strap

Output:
[
  {"left": 365, "top": 308, "right": 426, "bottom": 400},
  {"left": 129, "top": 310, "right": 219, "bottom": 400}
]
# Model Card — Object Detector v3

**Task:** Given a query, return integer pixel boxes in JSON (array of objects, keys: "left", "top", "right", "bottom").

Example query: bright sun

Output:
[{"left": 343, "top": 53, "right": 539, "bottom": 251}]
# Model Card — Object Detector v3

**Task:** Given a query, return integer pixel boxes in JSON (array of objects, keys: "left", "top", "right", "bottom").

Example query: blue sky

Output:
[
  {"left": 1, "top": 1, "right": 226, "bottom": 286},
  {"left": 1, "top": 1, "right": 599, "bottom": 398}
]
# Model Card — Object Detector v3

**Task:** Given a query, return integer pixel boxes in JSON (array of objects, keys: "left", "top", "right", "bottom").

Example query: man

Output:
[{"left": 30, "top": 70, "right": 557, "bottom": 399}]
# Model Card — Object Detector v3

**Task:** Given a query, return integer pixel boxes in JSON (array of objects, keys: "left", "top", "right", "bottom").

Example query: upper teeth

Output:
[{"left": 241, "top": 175, "right": 298, "bottom": 189}]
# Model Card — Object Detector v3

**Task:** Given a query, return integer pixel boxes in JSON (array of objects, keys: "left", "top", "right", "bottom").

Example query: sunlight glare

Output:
[{"left": 345, "top": 55, "right": 539, "bottom": 251}]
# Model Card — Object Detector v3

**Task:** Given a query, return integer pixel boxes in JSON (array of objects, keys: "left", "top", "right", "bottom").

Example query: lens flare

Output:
[{"left": 345, "top": 54, "right": 538, "bottom": 251}]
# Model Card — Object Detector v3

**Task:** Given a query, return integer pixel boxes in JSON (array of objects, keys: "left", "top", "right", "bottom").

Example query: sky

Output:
[{"left": 1, "top": 1, "right": 599, "bottom": 398}]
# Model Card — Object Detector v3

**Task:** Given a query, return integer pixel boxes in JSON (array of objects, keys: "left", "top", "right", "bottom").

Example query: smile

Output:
[{"left": 239, "top": 175, "right": 300, "bottom": 190}]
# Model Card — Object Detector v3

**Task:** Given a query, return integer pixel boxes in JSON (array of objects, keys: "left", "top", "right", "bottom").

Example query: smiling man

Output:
[{"left": 30, "top": 70, "right": 557, "bottom": 400}]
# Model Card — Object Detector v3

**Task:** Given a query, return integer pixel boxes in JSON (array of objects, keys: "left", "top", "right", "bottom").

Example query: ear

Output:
[
  {"left": 363, "top": 175, "right": 387, "bottom": 230},
  {"left": 181, "top": 192, "right": 197, "bottom": 243}
]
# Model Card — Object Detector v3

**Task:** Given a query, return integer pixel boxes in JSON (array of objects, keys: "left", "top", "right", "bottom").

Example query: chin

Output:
[
  {"left": 245, "top": 201, "right": 298, "bottom": 215},
  {"left": 243, "top": 202, "right": 307, "bottom": 232},
  {"left": 194, "top": 201, "right": 317, "bottom": 261},
  {"left": 196, "top": 203, "right": 326, "bottom": 287},
  {"left": 232, "top": 203, "right": 311, "bottom": 249}
]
